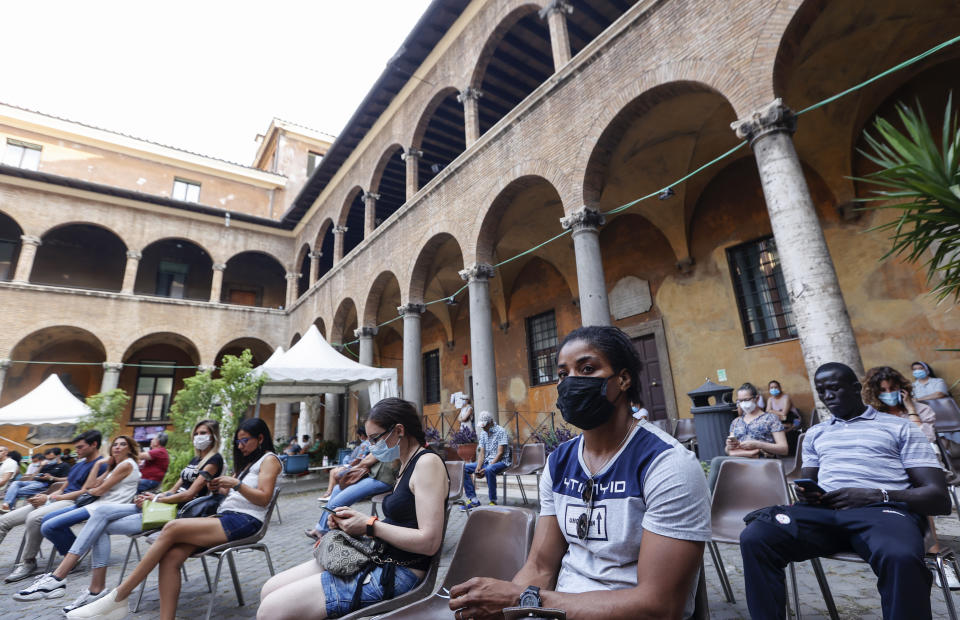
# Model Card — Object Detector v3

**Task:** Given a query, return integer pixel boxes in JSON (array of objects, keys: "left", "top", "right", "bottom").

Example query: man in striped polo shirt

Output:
[{"left": 740, "top": 362, "right": 949, "bottom": 620}]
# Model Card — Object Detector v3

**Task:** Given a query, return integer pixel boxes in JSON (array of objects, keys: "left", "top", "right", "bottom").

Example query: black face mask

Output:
[{"left": 556, "top": 375, "right": 618, "bottom": 430}]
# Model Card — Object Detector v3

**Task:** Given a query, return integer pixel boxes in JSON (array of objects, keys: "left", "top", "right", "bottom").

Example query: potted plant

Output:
[
  {"left": 530, "top": 426, "right": 575, "bottom": 456},
  {"left": 449, "top": 425, "right": 478, "bottom": 462}
]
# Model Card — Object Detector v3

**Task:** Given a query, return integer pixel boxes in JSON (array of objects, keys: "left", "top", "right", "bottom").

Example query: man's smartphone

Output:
[
  {"left": 793, "top": 478, "right": 826, "bottom": 495},
  {"left": 320, "top": 505, "right": 341, "bottom": 515}
]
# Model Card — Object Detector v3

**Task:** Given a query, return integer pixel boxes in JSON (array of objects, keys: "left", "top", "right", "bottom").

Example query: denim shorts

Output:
[
  {"left": 321, "top": 564, "right": 420, "bottom": 618},
  {"left": 213, "top": 511, "right": 262, "bottom": 541}
]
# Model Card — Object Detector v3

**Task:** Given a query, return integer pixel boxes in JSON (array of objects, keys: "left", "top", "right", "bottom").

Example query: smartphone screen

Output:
[
  {"left": 320, "top": 505, "right": 340, "bottom": 515},
  {"left": 793, "top": 478, "right": 826, "bottom": 494}
]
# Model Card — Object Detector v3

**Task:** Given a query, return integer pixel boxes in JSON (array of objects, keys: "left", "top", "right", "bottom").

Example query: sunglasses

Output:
[
  {"left": 236, "top": 437, "right": 254, "bottom": 447},
  {"left": 368, "top": 425, "right": 396, "bottom": 444},
  {"left": 576, "top": 478, "right": 596, "bottom": 540}
]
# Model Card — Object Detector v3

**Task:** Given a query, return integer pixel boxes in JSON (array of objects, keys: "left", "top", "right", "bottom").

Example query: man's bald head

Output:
[
  {"left": 814, "top": 362, "right": 865, "bottom": 420},
  {"left": 815, "top": 362, "right": 859, "bottom": 385}
]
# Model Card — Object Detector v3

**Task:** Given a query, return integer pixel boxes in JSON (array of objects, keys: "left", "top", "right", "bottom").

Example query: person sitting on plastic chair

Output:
[
  {"left": 461, "top": 411, "right": 511, "bottom": 509},
  {"left": 449, "top": 326, "right": 711, "bottom": 619}
]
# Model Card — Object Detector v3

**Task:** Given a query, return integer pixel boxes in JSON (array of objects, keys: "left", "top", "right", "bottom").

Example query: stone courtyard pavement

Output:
[{"left": 1, "top": 474, "right": 958, "bottom": 619}]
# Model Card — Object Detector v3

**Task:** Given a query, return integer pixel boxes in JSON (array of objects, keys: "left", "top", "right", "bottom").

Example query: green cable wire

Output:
[{"left": 797, "top": 33, "right": 960, "bottom": 116}]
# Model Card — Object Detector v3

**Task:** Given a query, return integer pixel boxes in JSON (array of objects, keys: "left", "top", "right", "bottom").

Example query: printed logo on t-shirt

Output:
[{"left": 564, "top": 504, "right": 608, "bottom": 541}]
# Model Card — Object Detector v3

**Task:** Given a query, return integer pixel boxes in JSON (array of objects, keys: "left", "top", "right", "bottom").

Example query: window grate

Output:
[
  {"left": 422, "top": 349, "right": 440, "bottom": 404},
  {"left": 526, "top": 310, "right": 558, "bottom": 386},
  {"left": 726, "top": 236, "right": 797, "bottom": 346}
]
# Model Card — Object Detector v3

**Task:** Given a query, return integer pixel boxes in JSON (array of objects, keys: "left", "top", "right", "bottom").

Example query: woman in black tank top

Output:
[{"left": 258, "top": 398, "right": 448, "bottom": 619}]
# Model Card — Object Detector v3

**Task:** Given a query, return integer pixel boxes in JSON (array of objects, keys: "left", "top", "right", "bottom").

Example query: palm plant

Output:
[{"left": 856, "top": 94, "right": 960, "bottom": 303}]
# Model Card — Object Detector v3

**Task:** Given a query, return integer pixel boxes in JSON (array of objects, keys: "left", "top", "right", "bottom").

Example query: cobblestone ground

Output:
[{"left": 1, "top": 474, "right": 958, "bottom": 618}]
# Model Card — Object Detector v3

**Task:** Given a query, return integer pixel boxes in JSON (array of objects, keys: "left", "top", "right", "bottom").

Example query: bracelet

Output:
[
  {"left": 233, "top": 482, "right": 242, "bottom": 491},
  {"left": 878, "top": 488, "right": 889, "bottom": 503},
  {"left": 366, "top": 515, "right": 378, "bottom": 537}
]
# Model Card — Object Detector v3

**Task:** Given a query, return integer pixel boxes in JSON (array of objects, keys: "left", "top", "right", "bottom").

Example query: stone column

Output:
[
  {"left": 333, "top": 226, "right": 348, "bottom": 262},
  {"left": 458, "top": 87, "right": 483, "bottom": 147},
  {"left": 285, "top": 272, "right": 299, "bottom": 307},
  {"left": 0, "top": 359, "right": 11, "bottom": 403},
  {"left": 540, "top": 0, "right": 573, "bottom": 70},
  {"left": 398, "top": 303, "right": 426, "bottom": 412},
  {"left": 363, "top": 191, "right": 380, "bottom": 236},
  {"left": 309, "top": 252, "right": 321, "bottom": 286},
  {"left": 209, "top": 263, "right": 226, "bottom": 303},
  {"left": 100, "top": 362, "right": 123, "bottom": 393},
  {"left": 401, "top": 147, "right": 422, "bottom": 200},
  {"left": 12, "top": 235, "right": 40, "bottom": 283},
  {"left": 323, "top": 393, "right": 340, "bottom": 442},
  {"left": 121, "top": 250, "right": 142, "bottom": 295},
  {"left": 459, "top": 264, "right": 499, "bottom": 421},
  {"left": 274, "top": 402, "right": 292, "bottom": 441},
  {"left": 355, "top": 327, "right": 378, "bottom": 418},
  {"left": 561, "top": 207, "right": 611, "bottom": 326},
  {"left": 732, "top": 99, "right": 863, "bottom": 414}
]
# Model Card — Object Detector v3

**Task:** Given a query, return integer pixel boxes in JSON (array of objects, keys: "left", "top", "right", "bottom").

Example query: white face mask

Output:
[
  {"left": 740, "top": 400, "right": 757, "bottom": 413},
  {"left": 193, "top": 434, "right": 213, "bottom": 451}
]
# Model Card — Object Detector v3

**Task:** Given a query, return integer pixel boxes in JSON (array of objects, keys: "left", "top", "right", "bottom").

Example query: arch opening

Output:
[
  {"left": 221, "top": 251, "right": 286, "bottom": 308},
  {"left": 296, "top": 244, "right": 311, "bottom": 297},
  {"left": 3, "top": 326, "right": 107, "bottom": 406},
  {"left": 416, "top": 90, "right": 466, "bottom": 188},
  {"left": 0, "top": 211, "right": 23, "bottom": 281},
  {"left": 314, "top": 220, "right": 335, "bottom": 281},
  {"left": 33, "top": 223, "right": 126, "bottom": 291},
  {"left": 371, "top": 146, "right": 406, "bottom": 228},
  {"left": 119, "top": 332, "right": 200, "bottom": 426},
  {"left": 134, "top": 238, "right": 213, "bottom": 300},
  {"left": 342, "top": 190, "right": 365, "bottom": 257}
]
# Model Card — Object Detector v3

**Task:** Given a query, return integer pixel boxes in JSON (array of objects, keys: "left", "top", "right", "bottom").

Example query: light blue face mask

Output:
[
  {"left": 769, "top": 388, "right": 781, "bottom": 397},
  {"left": 369, "top": 427, "right": 400, "bottom": 462},
  {"left": 878, "top": 391, "right": 901, "bottom": 407},
  {"left": 912, "top": 369, "right": 928, "bottom": 380}
]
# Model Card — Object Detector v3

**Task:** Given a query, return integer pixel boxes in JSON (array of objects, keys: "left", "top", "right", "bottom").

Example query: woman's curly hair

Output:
[{"left": 862, "top": 366, "right": 912, "bottom": 410}]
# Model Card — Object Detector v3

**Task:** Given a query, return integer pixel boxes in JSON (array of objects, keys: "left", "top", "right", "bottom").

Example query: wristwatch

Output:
[
  {"left": 519, "top": 585, "right": 542, "bottom": 608},
  {"left": 878, "top": 488, "right": 889, "bottom": 503}
]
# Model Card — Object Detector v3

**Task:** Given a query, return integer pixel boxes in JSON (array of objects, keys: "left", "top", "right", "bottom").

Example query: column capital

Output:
[
  {"left": 102, "top": 362, "right": 123, "bottom": 373},
  {"left": 308, "top": 251, "right": 322, "bottom": 260},
  {"left": 459, "top": 263, "right": 495, "bottom": 282},
  {"left": 362, "top": 191, "right": 380, "bottom": 202},
  {"left": 20, "top": 235, "right": 41, "bottom": 246},
  {"left": 731, "top": 98, "right": 797, "bottom": 146},
  {"left": 197, "top": 364, "right": 217, "bottom": 373},
  {"left": 333, "top": 225, "right": 348, "bottom": 234},
  {"left": 398, "top": 303, "right": 426, "bottom": 316},
  {"left": 0, "top": 359, "right": 11, "bottom": 370},
  {"left": 126, "top": 250, "right": 142, "bottom": 260},
  {"left": 539, "top": 0, "right": 573, "bottom": 18},
  {"left": 354, "top": 326, "right": 378, "bottom": 339},
  {"left": 212, "top": 263, "right": 227, "bottom": 271},
  {"left": 560, "top": 206, "right": 605, "bottom": 232},
  {"left": 457, "top": 87, "right": 484, "bottom": 102},
  {"left": 401, "top": 147, "right": 423, "bottom": 161},
  {"left": 285, "top": 272, "right": 299, "bottom": 280}
]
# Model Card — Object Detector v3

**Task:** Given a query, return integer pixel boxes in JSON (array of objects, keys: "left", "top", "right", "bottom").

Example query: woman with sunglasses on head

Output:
[
  {"left": 258, "top": 397, "right": 448, "bottom": 620},
  {"left": 67, "top": 418, "right": 281, "bottom": 620},
  {"left": 449, "top": 326, "right": 711, "bottom": 620}
]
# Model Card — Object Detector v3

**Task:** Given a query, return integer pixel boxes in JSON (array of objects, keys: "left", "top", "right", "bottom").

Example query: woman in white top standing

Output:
[{"left": 69, "top": 417, "right": 282, "bottom": 620}]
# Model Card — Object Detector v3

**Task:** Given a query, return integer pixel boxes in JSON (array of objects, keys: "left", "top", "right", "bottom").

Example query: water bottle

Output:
[{"left": 322, "top": 456, "right": 329, "bottom": 467}]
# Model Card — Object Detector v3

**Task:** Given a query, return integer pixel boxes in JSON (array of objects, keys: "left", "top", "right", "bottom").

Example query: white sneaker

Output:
[
  {"left": 65, "top": 588, "right": 129, "bottom": 620},
  {"left": 13, "top": 572, "right": 66, "bottom": 600},
  {"left": 63, "top": 588, "right": 108, "bottom": 613}
]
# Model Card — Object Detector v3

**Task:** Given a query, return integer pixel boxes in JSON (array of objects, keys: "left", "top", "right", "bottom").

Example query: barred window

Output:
[
  {"left": 132, "top": 361, "right": 176, "bottom": 422},
  {"left": 423, "top": 349, "right": 440, "bottom": 404},
  {"left": 526, "top": 310, "right": 558, "bottom": 386},
  {"left": 727, "top": 236, "right": 797, "bottom": 346}
]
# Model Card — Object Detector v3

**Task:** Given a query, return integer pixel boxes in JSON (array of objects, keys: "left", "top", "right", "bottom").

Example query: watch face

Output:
[{"left": 520, "top": 592, "right": 540, "bottom": 607}]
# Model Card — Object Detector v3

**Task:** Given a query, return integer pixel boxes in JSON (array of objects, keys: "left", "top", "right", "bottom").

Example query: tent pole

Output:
[{"left": 253, "top": 386, "right": 262, "bottom": 418}]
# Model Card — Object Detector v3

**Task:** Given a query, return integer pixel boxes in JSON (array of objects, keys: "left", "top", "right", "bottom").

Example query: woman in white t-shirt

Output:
[
  {"left": 69, "top": 418, "right": 281, "bottom": 620},
  {"left": 911, "top": 361, "right": 951, "bottom": 401}
]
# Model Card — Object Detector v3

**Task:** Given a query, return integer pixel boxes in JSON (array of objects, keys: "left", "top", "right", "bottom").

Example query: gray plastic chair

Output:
[
  {"left": 376, "top": 506, "right": 538, "bottom": 619},
  {"left": 708, "top": 458, "right": 801, "bottom": 617},
  {"left": 499, "top": 443, "right": 546, "bottom": 505}
]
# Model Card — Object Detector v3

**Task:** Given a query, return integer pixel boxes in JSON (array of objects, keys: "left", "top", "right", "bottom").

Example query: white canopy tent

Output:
[
  {"left": 253, "top": 325, "right": 397, "bottom": 406},
  {"left": 0, "top": 374, "right": 91, "bottom": 425}
]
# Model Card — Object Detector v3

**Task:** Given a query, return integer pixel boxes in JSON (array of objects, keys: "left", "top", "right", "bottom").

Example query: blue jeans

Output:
[
  {"left": 463, "top": 460, "right": 509, "bottom": 503},
  {"left": 40, "top": 505, "right": 92, "bottom": 555},
  {"left": 4, "top": 481, "right": 47, "bottom": 507},
  {"left": 316, "top": 477, "right": 392, "bottom": 532},
  {"left": 137, "top": 479, "right": 161, "bottom": 493},
  {"left": 65, "top": 503, "right": 141, "bottom": 568}
]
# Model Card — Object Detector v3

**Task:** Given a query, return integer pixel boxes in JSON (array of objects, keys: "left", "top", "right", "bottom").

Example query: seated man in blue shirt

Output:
[
  {"left": 461, "top": 411, "right": 511, "bottom": 509},
  {"left": 740, "top": 362, "right": 950, "bottom": 620}
]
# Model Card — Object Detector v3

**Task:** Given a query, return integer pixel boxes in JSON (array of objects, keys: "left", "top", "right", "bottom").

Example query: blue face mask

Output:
[
  {"left": 912, "top": 369, "right": 928, "bottom": 380},
  {"left": 769, "top": 388, "right": 781, "bottom": 396},
  {"left": 369, "top": 427, "right": 400, "bottom": 462},
  {"left": 878, "top": 391, "right": 901, "bottom": 407}
]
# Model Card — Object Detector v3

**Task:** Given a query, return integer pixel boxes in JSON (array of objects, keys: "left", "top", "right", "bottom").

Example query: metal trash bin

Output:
[{"left": 687, "top": 379, "right": 737, "bottom": 461}]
